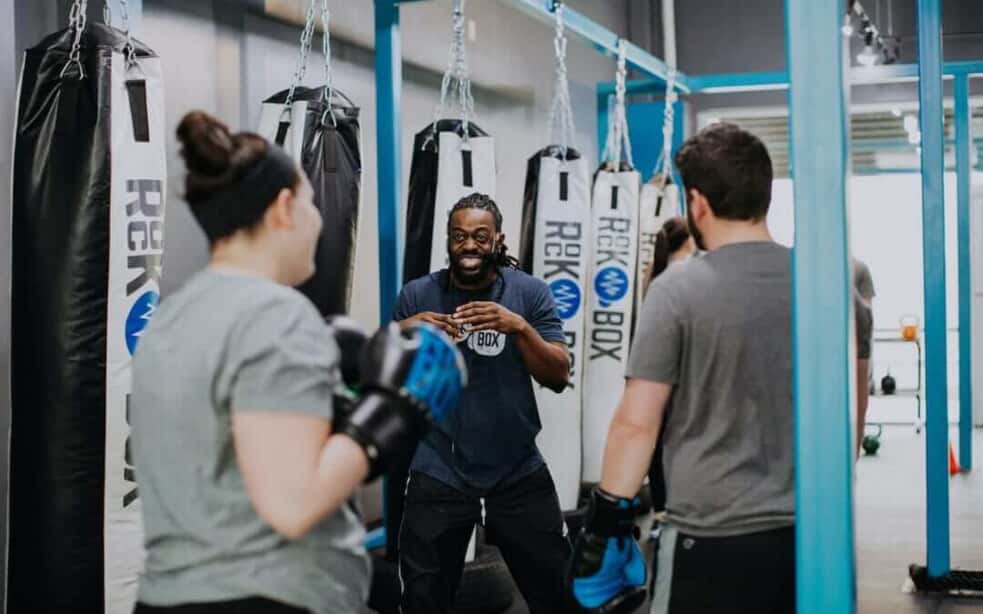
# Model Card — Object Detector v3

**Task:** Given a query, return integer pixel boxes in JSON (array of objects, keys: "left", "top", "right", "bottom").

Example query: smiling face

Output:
[{"left": 447, "top": 207, "right": 501, "bottom": 288}]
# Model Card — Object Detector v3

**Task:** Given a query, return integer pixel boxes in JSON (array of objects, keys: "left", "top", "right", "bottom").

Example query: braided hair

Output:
[{"left": 447, "top": 193, "right": 520, "bottom": 269}]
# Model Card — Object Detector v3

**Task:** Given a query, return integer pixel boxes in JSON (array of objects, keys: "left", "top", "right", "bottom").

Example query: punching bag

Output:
[
  {"left": 582, "top": 165, "right": 640, "bottom": 483},
  {"left": 258, "top": 86, "right": 362, "bottom": 315},
  {"left": 519, "top": 147, "right": 590, "bottom": 510},
  {"left": 10, "top": 21, "right": 167, "bottom": 614},
  {"left": 403, "top": 121, "right": 497, "bottom": 283},
  {"left": 636, "top": 179, "right": 680, "bottom": 311}
]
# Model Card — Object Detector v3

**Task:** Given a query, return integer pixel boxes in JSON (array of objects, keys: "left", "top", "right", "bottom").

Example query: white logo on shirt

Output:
[{"left": 463, "top": 330, "right": 506, "bottom": 357}]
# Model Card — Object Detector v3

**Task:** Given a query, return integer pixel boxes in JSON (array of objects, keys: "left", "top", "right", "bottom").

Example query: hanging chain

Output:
[
  {"left": 547, "top": 1, "right": 576, "bottom": 155},
  {"left": 433, "top": 0, "right": 475, "bottom": 142},
  {"left": 602, "top": 40, "right": 633, "bottom": 170},
  {"left": 119, "top": 0, "right": 138, "bottom": 69},
  {"left": 653, "top": 68, "right": 678, "bottom": 190},
  {"left": 61, "top": 0, "right": 88, "bottom": 79},
  {"left": 319, "top": 0, "right": 333, "bottom": 108},
  {"left": 283, "top": 0, "right": 319, "bottom": 114},
  {"left": 318, "top": 0, "right": 337, "bottom": 126}
]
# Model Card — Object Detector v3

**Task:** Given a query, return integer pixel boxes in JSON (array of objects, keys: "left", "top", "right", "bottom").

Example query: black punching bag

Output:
[
  {"left": 10, "top": 21, "right": 167, "bottom": 614},
  {"left": 258, "top": 86, "right": 362, "bottom": 316}
]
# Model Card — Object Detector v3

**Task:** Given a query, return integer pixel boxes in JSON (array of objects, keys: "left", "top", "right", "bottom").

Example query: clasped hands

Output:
[{"left": 404, "top": 302, "right": 527, "bottom": 341}]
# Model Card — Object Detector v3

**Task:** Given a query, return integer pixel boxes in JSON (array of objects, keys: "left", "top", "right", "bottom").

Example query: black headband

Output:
[{"left": 189, "top": 145, "right": 297, "bottom": 242}]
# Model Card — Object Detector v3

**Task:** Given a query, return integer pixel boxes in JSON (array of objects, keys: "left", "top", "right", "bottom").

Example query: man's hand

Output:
[
  {"left": 399, "top": 311, "right": 461, "bottom": 340},
  {"left": 454, "top": 301, "right": 527, "bottom": 335}
]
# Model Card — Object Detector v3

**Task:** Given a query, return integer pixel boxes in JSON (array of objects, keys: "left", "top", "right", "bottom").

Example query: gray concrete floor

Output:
[
  {"left": 855, "top": 426, "right": 983, "bottom": 614},
  {"left": 500, "top": 426, "right": 983, "bottom": 613}
]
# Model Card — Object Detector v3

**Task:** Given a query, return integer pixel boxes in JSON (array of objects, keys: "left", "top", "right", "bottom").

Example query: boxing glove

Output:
[
  {"left": 338, "top": 322, "right": 466, "bottom": 481},
  {"left": 568, "top": 488, "right": 647, "bottom": 614},
  {"left": 324, "top": 315, "right": 370, "bottom": 390}
]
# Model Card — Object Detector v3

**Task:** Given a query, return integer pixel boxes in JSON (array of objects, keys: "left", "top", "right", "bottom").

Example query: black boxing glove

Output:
[
  {"left": 338, "top": 322, "right": 466, "bottom": 481},
  {"left": 324, "top": 315, "right": 370, "bottom": 390}
]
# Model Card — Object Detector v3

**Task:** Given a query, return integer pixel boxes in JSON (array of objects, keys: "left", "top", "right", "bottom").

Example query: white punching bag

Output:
[
  {"left": 636, "top": 180, "right": 680, "bottom": 313},
  {"left": 523, "top": 151, "right": 591, "bottom": 510}
]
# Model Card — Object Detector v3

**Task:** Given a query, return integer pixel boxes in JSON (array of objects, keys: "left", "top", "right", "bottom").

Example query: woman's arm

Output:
[{"left": 234, "top": 411, "right": 369, "bottom": 540}]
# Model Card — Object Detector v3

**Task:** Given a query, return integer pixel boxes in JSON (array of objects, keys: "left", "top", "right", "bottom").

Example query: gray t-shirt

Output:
[
  {"left": 627, "top": 242, "right": 794, "bottom": 537},
  {"left": 131, "top": 269, "right": 370, "bottom": 613},
  {"left": 853, "top": 259, "right": 875, "bottom": 359}
]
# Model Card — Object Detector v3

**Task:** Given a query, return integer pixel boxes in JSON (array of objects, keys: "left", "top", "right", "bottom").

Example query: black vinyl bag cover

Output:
[
  {"left": 9, "top": 25, "right": 156, "bottom": 612},
  {"left": 402, "top": 120, "right": 489, "bottom": 285},
  {"left": 519, "top": 145, "right": 583, "bottom": 274},
  {"left": 264, "top": 86, "right": 362, "bottom": 316}
]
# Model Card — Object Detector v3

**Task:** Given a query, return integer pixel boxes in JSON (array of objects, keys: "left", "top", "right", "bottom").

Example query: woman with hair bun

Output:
[{"left": 129, "top": 111, "right": 462, "bottom": 614}]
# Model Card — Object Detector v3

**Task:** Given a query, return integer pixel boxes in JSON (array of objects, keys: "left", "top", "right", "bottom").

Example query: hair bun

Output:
[{"left": 176, "top": 110, "right": 236, "bottom": 176}]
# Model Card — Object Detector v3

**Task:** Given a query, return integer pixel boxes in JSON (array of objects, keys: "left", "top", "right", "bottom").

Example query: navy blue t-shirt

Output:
[{"left": 393, "top": 267, "right": 565, "bottom": 493}]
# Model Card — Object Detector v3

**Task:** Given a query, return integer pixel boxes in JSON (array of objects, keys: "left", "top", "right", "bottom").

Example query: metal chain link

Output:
[
  {"left": 283, "top": 0, "right": 319, "bottom": 115},
  {"left": 653, "top": 68, "right": 678, "bottom": 189},
  {"left": 433, "top": 0, "right": 475, "bottom": 142},
  {"left": 119, "top": 0, "right": 137, "bottom": 69},
  {"left": 319, "top": 0, "right": 334, "bottom": 114},
  {"left": 547, "top": 1, "right": 576, "bottom": 155},
  {"left": 61, "top": 0, "right": 88, "bottom": 79},
  {"left": 602, "top": 40, "right": 633, "bottom": 170}
]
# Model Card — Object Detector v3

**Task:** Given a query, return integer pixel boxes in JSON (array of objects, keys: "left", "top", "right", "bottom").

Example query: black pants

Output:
[
  {"left": 652, "top": 525, "right": 795, "bottom": 614},
  {"left": 398, "top": 466, "right": 572, "bottom": 614},
  {"left": 134, "top": 597, "right": 308, "bottom": 614}
]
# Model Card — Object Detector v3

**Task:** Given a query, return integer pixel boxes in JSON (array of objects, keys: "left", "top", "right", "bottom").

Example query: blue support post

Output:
[
  {"left": 374, "top": 0, "right": 404, "bottom": 557},
  {"left": 374, "top": 0, "right": 404, "bottom": 324},
  {"left": 917, "top": 0, "right": 951, "bottom": 577},
  {"left": 955, "top": 74, "right": 973, "bottom": 472},
  {"left": 784, "top": 1, "right": 855, "bottom": 613}
]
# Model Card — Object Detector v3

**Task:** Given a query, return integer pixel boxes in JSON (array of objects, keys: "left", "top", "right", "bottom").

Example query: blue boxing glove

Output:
[
  {"left": 337, "top": 322, "right": 466, "bottom": 481},
  {"left": 567, "top": 488, "right": 647, "bottom": 613}
]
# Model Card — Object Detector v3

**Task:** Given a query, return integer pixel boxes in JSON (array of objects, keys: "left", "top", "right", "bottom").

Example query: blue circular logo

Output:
[
  {"left": 594, "top": 266, "right": 629, "bottom": 307},
  {"left": 549, "top": 279, "right": 581, "bottom": 320},
  {"left": 125, "top": 290, "right": 160, "bottom": 356}
]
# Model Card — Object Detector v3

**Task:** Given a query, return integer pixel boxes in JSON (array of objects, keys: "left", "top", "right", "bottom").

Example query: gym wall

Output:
[
  {"left": 142, "top": 0, "right": 627, "bottom": 331},
  {"left": 138, "top": 0, "right": 629, "bottom": 522}
]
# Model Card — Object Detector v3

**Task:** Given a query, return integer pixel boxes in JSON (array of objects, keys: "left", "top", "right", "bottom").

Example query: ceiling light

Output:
[
  {"left": 842, "top": 14, "right": 854, "bottom": 36},
  {"left": 891, "top": 108, "right": 902, "bottom": 117},
  {"left": 903, "top": 115, "right": 918, "bottom": 133}
]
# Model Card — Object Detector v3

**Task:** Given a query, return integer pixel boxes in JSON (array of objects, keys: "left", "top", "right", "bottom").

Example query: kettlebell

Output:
[
  {"left": 881, "top": 372, "right": 897, "bottom": 395},
  {"left": 862, "top": 425, "right": 883, "bottom": 456}
]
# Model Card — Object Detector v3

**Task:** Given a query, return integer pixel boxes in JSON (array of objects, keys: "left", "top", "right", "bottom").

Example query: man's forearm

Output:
[
  {"left": 515, "top": 322, "right": 569, "bottom": 391},
  {"left": 599, "top": 415, "right": 663, "bottom": 499}
]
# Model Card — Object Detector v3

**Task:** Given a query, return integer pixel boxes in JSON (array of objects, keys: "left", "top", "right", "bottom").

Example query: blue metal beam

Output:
[
  {"left": 605, "top": 61, "right": 983, "bottom": 96},
  {"left": 501, "top": 0, "right": 690, "bottom": 93},
  {"left": 785, "top": 1, "right": 855, "bottom": 612},
  {"left": 374, "top": 0, "right": 403, "bottom": 324},
  {"left": 917, "top": 0, "right": 951, "bottom": 577},
  {"left": 955, "top": 74, "right": 973, "bottom": 472}
]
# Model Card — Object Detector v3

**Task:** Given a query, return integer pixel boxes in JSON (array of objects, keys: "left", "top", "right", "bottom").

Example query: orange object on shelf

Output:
[{"left": 900, "top": 315, "right": 920, "bottom": 341}]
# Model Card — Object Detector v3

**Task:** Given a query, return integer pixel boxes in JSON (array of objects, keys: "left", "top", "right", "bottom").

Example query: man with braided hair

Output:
[{"left": 394, "top": 193, "right": 573, "bottom": 614}]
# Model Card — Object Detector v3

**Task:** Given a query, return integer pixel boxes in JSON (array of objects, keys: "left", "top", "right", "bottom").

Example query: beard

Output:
[
  {"left": 448, "top": 247, "right": 497, "bottom": 286},
  {"left": 686, "top": 207, "right": 707, "bottom": 251}
]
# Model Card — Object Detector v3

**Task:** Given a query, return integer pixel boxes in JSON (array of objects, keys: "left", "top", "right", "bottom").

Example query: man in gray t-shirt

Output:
[{"left": 567, "top": 124, "right": 797, "bottom": 614}]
